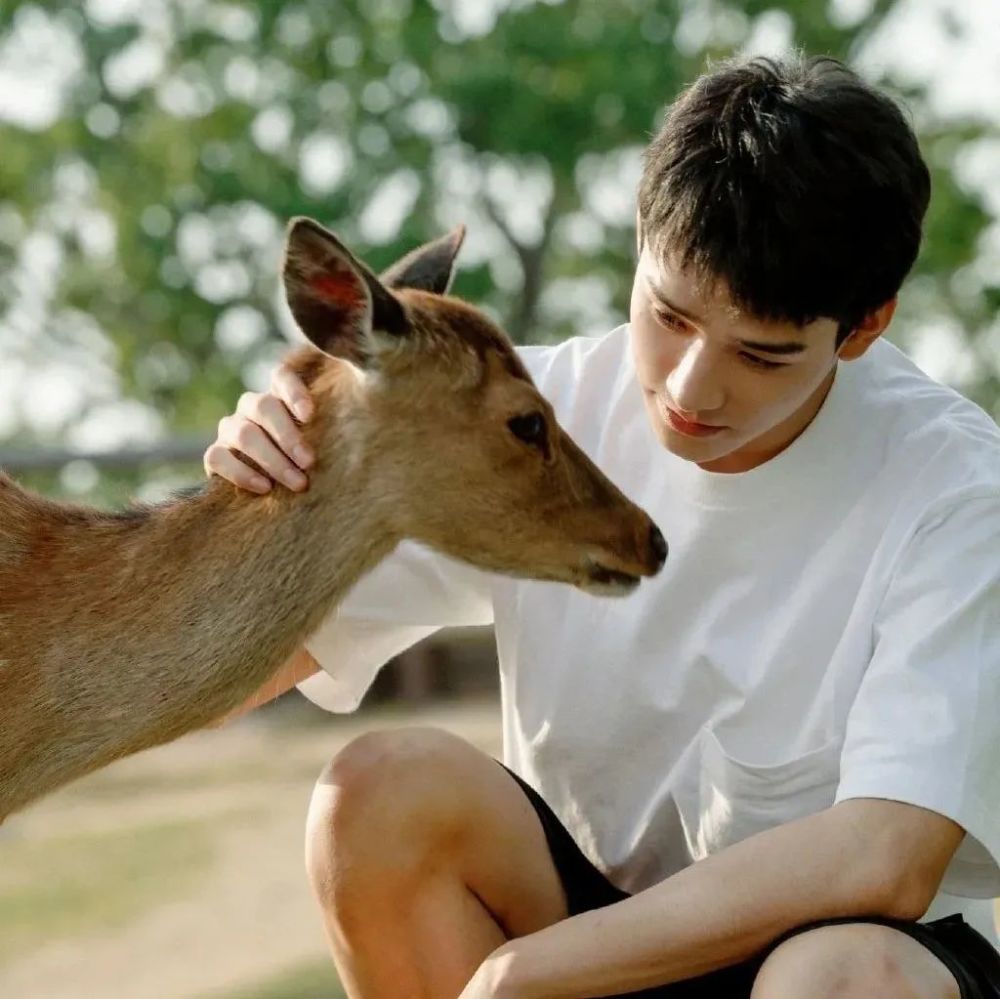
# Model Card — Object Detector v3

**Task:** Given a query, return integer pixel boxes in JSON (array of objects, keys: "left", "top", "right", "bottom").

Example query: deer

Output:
[{"left": 0, "top": 217, "right": 668, "bottom": 822}]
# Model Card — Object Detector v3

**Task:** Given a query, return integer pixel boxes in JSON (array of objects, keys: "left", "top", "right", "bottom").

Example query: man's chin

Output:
[{"left": 652, "top": 421, "right": 734, "bottom": 463}]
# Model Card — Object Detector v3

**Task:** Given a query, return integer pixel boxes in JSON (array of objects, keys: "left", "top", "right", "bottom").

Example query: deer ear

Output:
[
  {"left": 283, "top": 218, "right": 408, "bottom": 364},
  {"left": 380, "top": 225, "right": 466, "bottom": 295}
]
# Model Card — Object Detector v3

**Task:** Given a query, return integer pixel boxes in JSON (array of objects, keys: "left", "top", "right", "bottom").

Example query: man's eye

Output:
[
  {"left": 654, "top": 309, "right": 686, "bottom": 332},
  {"left": 508, "top": 411, "right": 547, "bottom": 447},
  {"left": 740, "top": 352, "right": 784, "bottom": 371}
]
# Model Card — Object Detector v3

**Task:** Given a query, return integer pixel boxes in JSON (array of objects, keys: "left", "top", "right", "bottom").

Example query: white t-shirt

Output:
[{"left": 299, "top": 325, "right": 1000, "bottom": 942}]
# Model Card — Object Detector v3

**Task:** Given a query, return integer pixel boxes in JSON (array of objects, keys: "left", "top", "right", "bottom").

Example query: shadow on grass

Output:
[{"left": 211, "top": 957, "right": 345, "bottom": 998}]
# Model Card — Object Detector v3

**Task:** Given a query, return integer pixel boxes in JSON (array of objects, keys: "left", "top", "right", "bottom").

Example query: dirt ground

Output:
[{"left": 0, "top": 697, "right": 503, "bottom": 999}]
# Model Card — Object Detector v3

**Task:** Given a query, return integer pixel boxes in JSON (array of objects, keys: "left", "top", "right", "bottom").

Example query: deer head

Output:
[{"left": 282, "top": 217, "right": 666, "bottom": 595}]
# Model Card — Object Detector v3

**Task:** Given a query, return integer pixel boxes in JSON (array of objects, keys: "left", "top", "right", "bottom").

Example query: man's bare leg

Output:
[{"left": 305, "top": 727, "right": 569, "bottom": 999}]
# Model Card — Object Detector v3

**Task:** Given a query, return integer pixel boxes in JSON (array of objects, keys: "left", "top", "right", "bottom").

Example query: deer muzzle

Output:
[{"left": 580, "top": 519, "right": 668, "bottom": 596}]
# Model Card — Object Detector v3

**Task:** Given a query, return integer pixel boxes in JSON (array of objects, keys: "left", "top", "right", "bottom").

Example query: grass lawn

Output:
[{"left": 0, "top": 817, "right": 215, "bottom": 967}]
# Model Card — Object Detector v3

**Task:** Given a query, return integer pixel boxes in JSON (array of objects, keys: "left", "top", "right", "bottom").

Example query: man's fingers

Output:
[
  {"left": 235, "top": 392, "right": 313, "bottom": 470},
  {"left": 270, "top": 365, "right": 313, "bottom": 423},
  {"left": 203, "top": 444, "right": 272, "bottom": 494},
  {"left": 200, "top": 364, "right": 315, "bottom": 496},
  {"left": 217, "top": 417, "right": 308, "bottom": 491}
]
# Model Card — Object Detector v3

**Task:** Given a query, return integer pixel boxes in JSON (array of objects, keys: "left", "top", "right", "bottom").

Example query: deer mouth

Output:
[{"left": 580, "top": 559, "right": 642, "bottom": 596}]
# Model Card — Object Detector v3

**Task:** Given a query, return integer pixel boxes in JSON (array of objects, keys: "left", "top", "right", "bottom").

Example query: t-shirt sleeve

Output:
[
  {"left": 297, "top": 541, "right": 495, "bottom": 713},
  {"left": 835, "top": 490, "right": 1000, "bottom": 897}
]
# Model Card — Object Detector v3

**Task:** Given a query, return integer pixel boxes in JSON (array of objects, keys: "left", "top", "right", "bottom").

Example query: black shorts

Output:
[{"left": 503, "top": 765, "right": 1000, "bottom": 998}]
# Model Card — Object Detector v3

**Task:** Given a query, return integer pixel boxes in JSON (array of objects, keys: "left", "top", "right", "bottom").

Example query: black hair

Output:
[{"left": 637, "top": 54, "right": 930, "bottom": 346}]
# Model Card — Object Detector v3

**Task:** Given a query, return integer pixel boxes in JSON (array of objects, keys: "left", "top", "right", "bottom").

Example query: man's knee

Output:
[
  {"left": 750, "top": 923, "right": 960, "bottom": 999},
  {"left": 304, "top": 727, "right": 481, "bottom": 901}
]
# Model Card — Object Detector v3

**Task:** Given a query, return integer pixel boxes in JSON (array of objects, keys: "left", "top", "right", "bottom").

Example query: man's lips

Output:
[{"left": 654, "top": 395, "right": 726, "bottom": 437}]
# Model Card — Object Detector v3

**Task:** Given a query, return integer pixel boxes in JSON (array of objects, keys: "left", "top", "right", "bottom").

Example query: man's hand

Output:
[{"left": 204, "top": 363, "right": 316, "bottom": 493}]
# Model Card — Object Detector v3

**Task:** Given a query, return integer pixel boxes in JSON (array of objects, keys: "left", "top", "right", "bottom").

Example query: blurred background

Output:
[{"left": 0, "top": 0, "right": 997, "bottom": 996}]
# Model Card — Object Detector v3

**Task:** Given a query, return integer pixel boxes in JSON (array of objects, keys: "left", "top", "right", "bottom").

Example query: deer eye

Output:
[{"left": 507, "top": 411, "right": 547, "bottom": 448}]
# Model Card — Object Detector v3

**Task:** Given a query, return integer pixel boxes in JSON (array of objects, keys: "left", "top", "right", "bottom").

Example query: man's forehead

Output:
[
  {"left": 640, "top": 245, "right": 745, "bottom": 323},
  {"left": 638, "top": 246, "right": 837, "bottom": 352}
]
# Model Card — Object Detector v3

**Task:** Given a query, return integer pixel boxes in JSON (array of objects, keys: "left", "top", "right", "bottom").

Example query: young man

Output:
[{"left": 205, "top": 56, "right": 1000, "bottom": 997}]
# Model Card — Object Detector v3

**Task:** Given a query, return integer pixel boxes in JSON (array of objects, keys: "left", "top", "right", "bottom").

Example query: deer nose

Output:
[{"left": 648, "top": 522, "right": 668, "bottom": 572}]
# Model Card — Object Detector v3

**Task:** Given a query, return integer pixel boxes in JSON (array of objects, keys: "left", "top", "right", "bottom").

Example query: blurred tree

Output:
[{"left": 0, "top": 0, "right": 996, "bottom": 504}]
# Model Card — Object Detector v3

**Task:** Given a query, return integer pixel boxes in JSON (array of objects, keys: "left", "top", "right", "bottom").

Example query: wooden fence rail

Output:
[{"left": 0, "top": 437, "right": 212, "bottom": 473}]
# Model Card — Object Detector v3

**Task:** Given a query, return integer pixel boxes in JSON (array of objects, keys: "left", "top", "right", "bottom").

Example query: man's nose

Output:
[{"left": 665, "top": 341, "right": 725, "bottom": 415}]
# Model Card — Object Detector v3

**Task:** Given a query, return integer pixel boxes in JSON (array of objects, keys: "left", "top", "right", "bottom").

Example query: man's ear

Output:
[
  {"left": 283, "top": 217, "right": 408, "bottom": 364},
  {"left": 838, "top": 297, "right": 897, "bottom": 361},
  {"left": 380, "top": 225, "right": 465, "bottom": 295}
]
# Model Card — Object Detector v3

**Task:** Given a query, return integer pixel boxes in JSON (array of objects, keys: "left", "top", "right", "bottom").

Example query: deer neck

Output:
[
  {"left": 163, "top": 377, "right": 400, "bottom": 715},
  {"left": 0, "top": 371, "right": 407, "bottom": 816},
  {"left": 65, "top": 371, "right": 399, "bottom": 746}
]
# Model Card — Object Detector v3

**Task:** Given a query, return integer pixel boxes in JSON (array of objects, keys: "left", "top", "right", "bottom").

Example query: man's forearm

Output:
[
  {"left": 207, "top": 646, "right": 320, "bottom": 727},
  {"left": 490, "top": 801, "right": 919, "bottom": 998}
]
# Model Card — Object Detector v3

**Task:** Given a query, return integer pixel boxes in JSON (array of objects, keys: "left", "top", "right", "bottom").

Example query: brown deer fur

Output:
[{"left": 0, "top": 218, "right": 665, "bottom": 821}]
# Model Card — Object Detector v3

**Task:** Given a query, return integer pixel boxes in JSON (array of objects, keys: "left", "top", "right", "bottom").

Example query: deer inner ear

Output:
[{"left": 283, "top": 217, "right": 409, "bottom": 362}]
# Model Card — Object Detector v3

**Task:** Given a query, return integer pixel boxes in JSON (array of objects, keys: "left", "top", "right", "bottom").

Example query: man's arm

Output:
[
  {"left": 207, "top": 646, "right": 320, "bottom": 727},
  {"left": 482, "top": 797, "right": 965, "bottom": 998}
]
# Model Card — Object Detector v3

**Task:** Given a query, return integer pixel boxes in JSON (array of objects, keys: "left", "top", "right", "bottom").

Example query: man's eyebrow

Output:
[
  {"left": 646, "top": 276, "right": 808, "bottom": 355},
  {"left": 736, "top": 339, "right": 807, "bottom": 356},
  {"left": 644, "top": 279, "right": 704, "bottom": 324}
]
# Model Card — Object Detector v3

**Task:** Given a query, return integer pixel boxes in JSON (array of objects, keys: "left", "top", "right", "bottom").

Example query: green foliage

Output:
[{"left": 0, "top": 0, "right": 997, "bottom": 504}]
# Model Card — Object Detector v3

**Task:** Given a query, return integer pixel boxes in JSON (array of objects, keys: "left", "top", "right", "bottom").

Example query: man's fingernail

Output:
[
  {"left": 251, "top": 476, "right": 271, "bottom": 492},
  {"left": 294, "top": 401, "right": 312, "bottom": 421},
  {"left": 294, "top": 445, "right": 313, "bottom": 467},
  {"left": 284, "top": 470, "right": 307, "bottom": 490}
]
